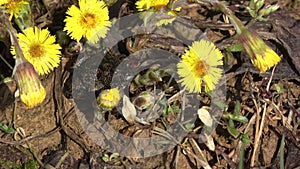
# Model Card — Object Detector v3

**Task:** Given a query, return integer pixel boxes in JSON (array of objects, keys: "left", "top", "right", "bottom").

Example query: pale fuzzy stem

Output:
[
  {"left": 199, "top": 0, "right": 246, "bottom": 34},
  {"left": 215, "top": 1, "right": 245, "bottom": 34},
  {"left": 0, "top": 11, "right": 26, "bottom": 74}
]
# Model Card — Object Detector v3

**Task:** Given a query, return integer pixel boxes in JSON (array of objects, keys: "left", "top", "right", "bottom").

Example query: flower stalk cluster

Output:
[{"left": 0, "top": 0, "right": 283, "bottom": 109}]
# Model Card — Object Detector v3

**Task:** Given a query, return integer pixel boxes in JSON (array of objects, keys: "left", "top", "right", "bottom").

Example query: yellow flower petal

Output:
[
  {"left": 177, "top": 40, "right": 224, "bottom": 93},
  {"left": 136, "top": 0, "right": 170, "bottom": 11}
]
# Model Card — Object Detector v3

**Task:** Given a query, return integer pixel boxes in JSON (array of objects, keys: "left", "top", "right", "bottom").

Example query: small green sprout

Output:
[
  {"left": 247, "top": 0, "right": 280, "bottom": 21},
  {"left": 0, "top": 122, "right": 14, "bottom": 134},
  {"left": 274, "top": 84, "right": 285, "bottom": 93},
  {"left": 240, "top": 132, "right": 252, "bottom": 143},
  {"left": 162, "top": 104, "right": 180, "bottom": 116},
  {"left": 100, "top": 153, "right": 121, "bottom": 165},
  {"left": 223, "top": 101, "right": 249, "bottom": 138}
]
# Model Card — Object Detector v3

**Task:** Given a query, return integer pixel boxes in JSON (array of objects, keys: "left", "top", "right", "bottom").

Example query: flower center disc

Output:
[
  {"left": 7, "top": 0, "right": 19, "bottom": 8},
  {"left": 29, "top": 44, "right": 45, "bottom": 58},
  {"left": 82, "top": 13, "right": 96, "bottom": 28},
  {"left": 194, "top": 60, "right": 208, "bottom": 78}
]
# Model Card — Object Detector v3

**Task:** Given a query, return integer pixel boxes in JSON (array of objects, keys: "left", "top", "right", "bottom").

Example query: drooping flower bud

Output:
[
  {"left": 217, "top": 2, "right": 281, "bottom": 73},
  {"left": 239, "top": 29, "right": 281, "bottom": 73},
  {"left": 14, "top": 60, "right": 46, "bottom": 108}
]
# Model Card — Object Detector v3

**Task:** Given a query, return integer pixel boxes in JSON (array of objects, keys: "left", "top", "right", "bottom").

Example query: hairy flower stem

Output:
[
  {"left": 212, "top": 1, "right": 245, "bottom": 34},
  {"left": 198, "top": 0, "right": 246, "bottom": 34},
  {"left": 0, "top": 11, "right": 26, "bottom": 71}
]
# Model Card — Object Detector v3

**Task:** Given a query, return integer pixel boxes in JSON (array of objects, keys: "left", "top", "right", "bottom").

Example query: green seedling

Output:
[
  {"left": 22, "top": 159, "right": 39, "bottom": 169},
  {"left": 247, "top": 0, "right": 279, "bottom": 21},
  {"left": 162, "top": 104, "right": 180, "bottom": 116},
  {"left": 274, "top": 84, "right": 285, "bottom": 93},
  {"left": 0, "top": 122, "right": 14, "bottom": 134},
  {"left": 101, "top": 153, "right": 121, "bottom": 165},
  {"left": 226, "top": 43, "right": 244, "bottom": 52},
  {"left": 240, "top": 132, "right": 252, "bottom": 143},
  {"left": 238, "top": 133, "right": 252, "bottom": 169},
  {"left": 132, "top": 68, "right": 168, "bottom": 88},
  {"left": 223, "top": 101, "right": 249, "bottom": 138},
  {"left": 184, "top": 123, "right": 195, "bottom": 132}
]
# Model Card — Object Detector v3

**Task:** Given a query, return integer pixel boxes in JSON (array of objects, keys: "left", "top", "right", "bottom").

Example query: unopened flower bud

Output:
[
  {"left": 14, "top": 61, "right": 46, "bottom": 108},
  {"left": 255, "top": 0, "right": 265, "bottom": 11},
  {"left": 98, "top": 88, "right": 121, "bottom": 110},
  {"left": 263, "top": 4, "right": 280, "bottom": 16},
  {"left": 239, "top": 30, "right": 281, "bottom": 73}
]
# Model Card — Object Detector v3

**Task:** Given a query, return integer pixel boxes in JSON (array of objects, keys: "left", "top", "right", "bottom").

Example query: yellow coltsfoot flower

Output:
[
  {"left": 11, "top": 26, "right": 62, "bottom": 75},
  {"left": 98, "top": 88, "right": 121, "bottom": 110},
  {"left": 136, "top": 0, "right": 170, "bottom": 11},
  {"left": 64, "top": 0, "right": 111, "bottom": 44},
  {"left": 0, "top": 0, "right": 29, "bottom": 20},
  {"left": 239, "top": 29, "right": 281, "bottom": 73},
  {"left": 14, "top": 60, "right": 46, "bottom": 108},
  {"left": 177, "top": 39, "right": 223, "bottom": 93}
]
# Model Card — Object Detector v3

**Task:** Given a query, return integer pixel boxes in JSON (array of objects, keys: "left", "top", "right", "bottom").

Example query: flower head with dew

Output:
[
  {"left": 11, "top": 26, "right": 62, "bottom": 75},
  {"left": 64, "top": 0, "right": 111, "bottom": 44},
  {"left": 239, "top": 29, "right": 281, "bottom": 73},
  {"left": 136, "top": 0, "right": 170, "bottom": 11},
  {"left": 0, "top": 0, "right": 29, "bottom": 20},
  {"left": 98, "top": 88, "right": 121, "bottom": 110},
  {"left": 14, "top": 59, "right": 46, "bottom": 108},
  {"left": 177, "top": 39, "right": 223, "bottom": 93}
]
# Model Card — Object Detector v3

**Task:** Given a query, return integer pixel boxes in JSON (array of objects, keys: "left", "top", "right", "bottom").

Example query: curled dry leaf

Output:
[
  {"left": 197, "top": 106, "right": 213, "bottom": 127},
  {"left": 122, "top": 95, "right": 137, "bottom": 125},
  {"left": 204, "top": 133, "right": 215, "bottom": 151}
]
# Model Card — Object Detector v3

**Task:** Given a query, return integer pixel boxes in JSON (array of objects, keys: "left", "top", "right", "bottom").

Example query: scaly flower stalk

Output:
[
  {"left": 14, "top": 59, "right": 46, "bottom": 108},
  {"left": 214, "top": 1, "right": 281, "bottom": 73},
  {"left": 1, "top": 12, "right": 46, "bottom": 108}
]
